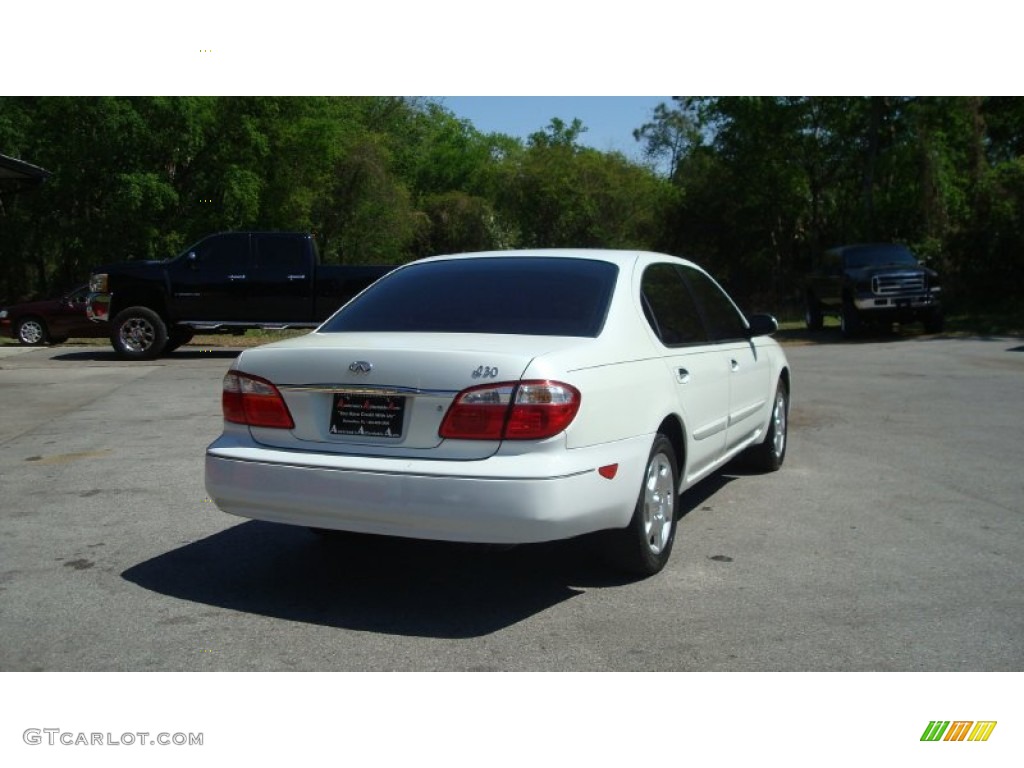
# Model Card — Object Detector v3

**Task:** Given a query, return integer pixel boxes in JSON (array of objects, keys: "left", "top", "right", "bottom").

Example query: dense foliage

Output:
[{"left": 2, "top": 96, "right": 1022, "bottom": 315}]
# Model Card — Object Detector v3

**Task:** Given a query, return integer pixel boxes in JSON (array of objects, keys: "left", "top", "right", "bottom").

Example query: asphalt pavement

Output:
[{"left": 1, "top": 335, "right": 1022, "bottom": 671}]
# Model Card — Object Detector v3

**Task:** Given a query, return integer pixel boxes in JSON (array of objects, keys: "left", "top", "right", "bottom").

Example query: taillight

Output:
[
  {"left": 439, "top": 380, "right": 580, "bottom": 441},
  {"left": 222, "top": 371, "right": 295, "bottom": 429}
]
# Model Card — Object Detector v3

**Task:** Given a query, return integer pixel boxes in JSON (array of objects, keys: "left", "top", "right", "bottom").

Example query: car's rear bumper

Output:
[{"left": 205, "top": 430, "right": 650, "bottom": 544}]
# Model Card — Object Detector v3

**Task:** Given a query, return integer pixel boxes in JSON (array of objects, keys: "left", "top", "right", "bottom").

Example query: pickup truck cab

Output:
[
  {"left": 804, "top": 243, "right": 943, "bottom": 337},
  {"left": 87, "top": 231, "right": 393, "bottom": 358}
]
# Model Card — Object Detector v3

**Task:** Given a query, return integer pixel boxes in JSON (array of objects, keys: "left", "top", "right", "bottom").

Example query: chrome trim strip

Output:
[
  {"left": 183, "top": 321, "right": 319, "bottom": 330},
  {"left": 278, "top": 383, "right": 458, "bottom": 397},
  {"left": 207, "top": 452, "right": 593, "bottom": 482},
  {"left": 729, "top": 399, "right": 766, "bottom": 426},
  {"left": 692, "top": 418, "right": 727, "bottom": 441}
]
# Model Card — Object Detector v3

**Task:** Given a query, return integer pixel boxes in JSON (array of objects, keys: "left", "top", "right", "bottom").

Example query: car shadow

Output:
[
  {"left": 166, "top": 348, "right": 243, "bottom": 360},
  {"left": 51, "top": 348, "right": 241, "bottom": 362},
  {"left": 122, "top": 475, "right": 734, "bottom": 639},
  {"left": 122, "top": 521, "right": 623, "bottom": 639}
]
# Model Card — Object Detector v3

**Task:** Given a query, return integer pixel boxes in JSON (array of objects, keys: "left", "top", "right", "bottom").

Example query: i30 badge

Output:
[{"left": 348, "top": 361, "right": 373, "bottom": 374}]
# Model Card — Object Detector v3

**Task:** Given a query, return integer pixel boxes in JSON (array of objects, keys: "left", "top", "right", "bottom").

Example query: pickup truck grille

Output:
[{"left": 873, "top": 272, "right": 925, "bottom": 296}]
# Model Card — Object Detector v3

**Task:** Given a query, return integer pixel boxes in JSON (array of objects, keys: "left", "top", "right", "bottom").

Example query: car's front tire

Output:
[
  {"left": 840, "top": 300, "right": 861, "bottom": 338},
  {"left": 111, "top": 307, "right": 168, "bottom": 360},
  {"left": 746, "top": 379, "right": 789, "bottom": 472},
  {"left": 15, "top": 316, "right": 49, "bottom": 345},
  {"left": 605, "top": 434, "right": 678, "bottom": 577}
]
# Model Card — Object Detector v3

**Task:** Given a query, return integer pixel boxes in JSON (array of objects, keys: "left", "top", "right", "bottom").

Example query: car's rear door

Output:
[
  {"left": 249, "top": 233, "right": 314, "bottom": 322},
  {"left": 640, "top": 263, "right": 730, "bottom": 481}
]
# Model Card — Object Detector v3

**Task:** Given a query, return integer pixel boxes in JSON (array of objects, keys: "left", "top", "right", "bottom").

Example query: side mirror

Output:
[{"left": 746, "top": 313, "right": 779, "bottom": 338}]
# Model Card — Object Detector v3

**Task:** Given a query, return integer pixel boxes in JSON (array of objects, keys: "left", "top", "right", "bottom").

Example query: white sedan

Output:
[{"left": 205, "top": 249, "right": 790, "bottom": 576}]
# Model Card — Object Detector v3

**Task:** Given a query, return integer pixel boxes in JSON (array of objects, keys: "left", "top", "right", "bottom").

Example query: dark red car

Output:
[{"left": 0, "top": 285, "right": 109, "bottom": 345}]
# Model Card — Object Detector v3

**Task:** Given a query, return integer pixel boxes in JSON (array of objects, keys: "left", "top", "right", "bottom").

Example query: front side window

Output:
[
  {"left": 192, "top": 234, "right": 249, "bottom": 272},
  {"left": 681, "top": 267, "right": 748, "bottom": 342},
  {"left": 321, "top": 257, "right": 618, "bottom": 338}
]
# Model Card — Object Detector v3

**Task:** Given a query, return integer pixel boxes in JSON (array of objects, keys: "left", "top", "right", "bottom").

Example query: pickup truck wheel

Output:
[
  {"left": 924, "top": 311, "right": 945, "bottom": 334},
  {"left": 15, "top": 317, "right": 49, "bottom": 345},
  {"left": 746, "top": 380, "right": 789, "bottom": 472},
  {"left": 604, "top": 434, "right": 678, "bottom": 577},
  {"left": 111, "top": 307, "right": 168, "bottom": 359},
  {"left": 840, "top": 301, "right": 861, "bottom": 338},
  {"left": 804, "top": 297, "right": 823, "bottom": 331}
]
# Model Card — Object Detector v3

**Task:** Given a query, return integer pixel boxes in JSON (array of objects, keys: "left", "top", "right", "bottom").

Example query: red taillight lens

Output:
[
  {"left": 222, "top": 371, "right": 295, "bottom": 429},
  {"left": 439, "top": 381, "right": 580, "bottom": 441}
]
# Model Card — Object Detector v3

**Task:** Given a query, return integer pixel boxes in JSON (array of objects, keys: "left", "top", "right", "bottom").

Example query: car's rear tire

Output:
[
  {"left": 15, "top": 316, "right": 49, "bottom": 345},
  {"left": 111, "top": 307, "right": 168, "bottom": 360},
  {"left": 804, "top": 296, "right": 823, "bottom": 331},
  {"left": 605, "top": 434, "right": 678, "bottom": 577},
  {"left": 746, "top": 380, "right": 789, "bottom": 472},
  {"left": 923, "top": 310, "right": 945, "bottom": 334}
]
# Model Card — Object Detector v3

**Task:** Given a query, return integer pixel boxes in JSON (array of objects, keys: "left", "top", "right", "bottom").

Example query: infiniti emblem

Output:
[{"left": 349, "top": 361, "right": 373, "bottom": 375}]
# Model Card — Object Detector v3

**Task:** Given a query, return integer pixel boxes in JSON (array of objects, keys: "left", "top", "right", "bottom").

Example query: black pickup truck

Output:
[
  {"left": 87, "top": 231, "right": 393, "bottom": 359},
  {"left": 804, "top": 243, "right": 943, "bottom": 337}
]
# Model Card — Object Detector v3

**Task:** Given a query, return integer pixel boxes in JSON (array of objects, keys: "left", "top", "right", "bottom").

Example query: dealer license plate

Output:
[{"left": 329, "top": 393, "right": 405, "bottom": 438}]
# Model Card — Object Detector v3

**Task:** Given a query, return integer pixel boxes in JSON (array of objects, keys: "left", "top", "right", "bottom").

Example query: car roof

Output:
[
  {"left": 827, "top": 243, "right": 913, "bottom": 255},
  {"left": 413, "top": 248, "right": 702, "bottom": 272}
]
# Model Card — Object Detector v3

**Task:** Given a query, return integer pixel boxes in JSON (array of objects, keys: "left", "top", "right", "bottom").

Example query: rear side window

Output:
[
  {"left": 321, "top": 257, "right": 618, "bottom": 337},
  {"left": 641, "top": 263, "right": 708, "bottom": 346},
  {"left": 254, "top": 234, "right": 308, "bottom": 272}
]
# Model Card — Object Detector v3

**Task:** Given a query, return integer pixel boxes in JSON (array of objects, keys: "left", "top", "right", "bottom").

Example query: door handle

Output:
[
  {"left": 676, "top": 368, "right": 690, "bottom": 384},
  {"left": 227, "top": 274, "right": 247, "bottom": 281},
  {"left": 286, "top": 274, "right": 307, "bottom": 281}
]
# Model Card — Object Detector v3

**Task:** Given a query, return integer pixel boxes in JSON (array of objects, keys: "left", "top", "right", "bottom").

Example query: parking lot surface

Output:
[{"left": 1, "top": 336, "right": 1022, "bottom": 670}]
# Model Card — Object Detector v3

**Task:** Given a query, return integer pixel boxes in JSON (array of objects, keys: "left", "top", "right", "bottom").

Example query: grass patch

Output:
[{"left": 943, "top": 311, "right": 1024, "bottom": 337}]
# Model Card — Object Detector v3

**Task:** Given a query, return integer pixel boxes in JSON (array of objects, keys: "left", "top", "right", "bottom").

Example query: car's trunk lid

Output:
[{"left": 241, "top": 332, "right": 580, "bottom": 459}]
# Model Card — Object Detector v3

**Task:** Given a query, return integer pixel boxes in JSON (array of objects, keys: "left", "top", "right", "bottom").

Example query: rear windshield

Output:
[{"left": 320, "top": 257, "right": 618, "bottom": 337}]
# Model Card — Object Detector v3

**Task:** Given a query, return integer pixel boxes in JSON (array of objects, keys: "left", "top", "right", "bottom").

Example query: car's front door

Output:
[
  {"left": 169, "top": 233, "right": 251, "bottom": 321},
  {"left": 50, "top": 286, "right": 99, "bottom": 338},
  {"left": 681, "top": 266, "right": 771, "bottom": 453}
]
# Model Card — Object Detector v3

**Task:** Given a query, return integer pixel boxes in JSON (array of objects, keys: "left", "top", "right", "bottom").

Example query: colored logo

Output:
[{"left": 921, "top": 721, "right": 997, "bottom": 742}]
